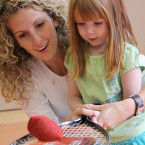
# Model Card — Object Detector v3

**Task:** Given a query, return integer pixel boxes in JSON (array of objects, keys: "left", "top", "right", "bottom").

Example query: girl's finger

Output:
[{"left": 84, "top": 104, "right": 102, "bottom": 111}]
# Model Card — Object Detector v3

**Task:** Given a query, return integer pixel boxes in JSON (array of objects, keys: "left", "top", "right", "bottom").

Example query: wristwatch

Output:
[{"left": 129, "top": 95, "right": 145, "bottom": 116}]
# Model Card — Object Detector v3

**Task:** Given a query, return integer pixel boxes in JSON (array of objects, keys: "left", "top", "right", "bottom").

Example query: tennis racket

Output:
[
  {"left": 10, "top": 115, "right": 110, "bottom": 145},
  {"left": 57, "top": 115, "right": 111, "bottom": 145}
]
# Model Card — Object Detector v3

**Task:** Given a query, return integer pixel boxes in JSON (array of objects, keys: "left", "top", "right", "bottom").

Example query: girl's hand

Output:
[
  {"left": 63, "top": 107, "right": 100, "bottom": 122},
  {"left": 84, "top": 99, "right": 135, "bottom": 129}
]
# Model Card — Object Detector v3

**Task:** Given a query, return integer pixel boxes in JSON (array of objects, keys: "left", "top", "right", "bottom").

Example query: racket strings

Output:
[
  {"left": 51, "top": 121, "right": 108, "bottom": 145},
  {"left": 38, "top": 120, "right": 109, "bottom": 145}
]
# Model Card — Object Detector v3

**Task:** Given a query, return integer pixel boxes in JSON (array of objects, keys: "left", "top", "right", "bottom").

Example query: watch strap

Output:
[{"left": 129, "top": 95, "right": 144, "bottom": 116}]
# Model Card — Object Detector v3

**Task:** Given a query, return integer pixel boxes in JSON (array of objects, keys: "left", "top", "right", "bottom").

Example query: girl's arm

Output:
[{"left": 68, "top": 71, "right": 84, "bottom": 111}]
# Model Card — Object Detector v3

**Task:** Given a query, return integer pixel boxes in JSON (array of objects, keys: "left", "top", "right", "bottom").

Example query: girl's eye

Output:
[
  {"left": 94, "top": 22, "right": 102, "bottom": 25},
  {"left": 37, "top": 22, "right": 45, "bottom": 27},
  {"left": 76, "top": 22, "right": 85, "bottom": 25}
]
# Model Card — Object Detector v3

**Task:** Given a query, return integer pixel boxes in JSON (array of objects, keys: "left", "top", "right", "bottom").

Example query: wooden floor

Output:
[{"left": 0, "top": 109, "right": 29, "bottom": 145}]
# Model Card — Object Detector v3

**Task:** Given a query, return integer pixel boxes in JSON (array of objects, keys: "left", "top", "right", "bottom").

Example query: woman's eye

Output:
[
  {"left": 37, "top": 22, "right": 45, "bottom": 27},
  {"left": 19, "top": 33, "right": 26, "bottom": 38}
]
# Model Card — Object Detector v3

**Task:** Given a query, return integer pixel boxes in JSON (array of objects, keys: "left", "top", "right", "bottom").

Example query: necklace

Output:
[
  {"left": 49, "top": 67, "right": 67, "bottom": 85},
  {"left": 42, "top": 57, "right": 66, "bottom": 85},
  {"left": 51, "top": 78, "right": 55, "bottom": 85}
]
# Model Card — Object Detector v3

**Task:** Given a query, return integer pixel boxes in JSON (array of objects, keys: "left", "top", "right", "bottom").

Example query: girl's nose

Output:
[{"left": 86, "top": 27, "right": 94, "bottom": 36}]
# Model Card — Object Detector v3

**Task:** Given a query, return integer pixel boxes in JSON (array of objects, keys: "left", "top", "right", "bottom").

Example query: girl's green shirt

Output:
[{"left": 65, "top": 43, "right": 145, "bottom": 143}]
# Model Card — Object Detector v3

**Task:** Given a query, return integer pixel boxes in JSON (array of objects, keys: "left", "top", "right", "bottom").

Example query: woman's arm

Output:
[
  {"left": 22, "top": 92, "right": 60, "bottom": 123},
  {"left": 121, "top": 67, "right": 141, "bottom": 99},
  {"left": 83, "top": 67, "right": 142, "bottom": 128},
  {"left": 68, "top": 71, "right": 84, "bottom": 111},
  {"left": 84, "top": 99, "right": 135, "bottom": 128}
]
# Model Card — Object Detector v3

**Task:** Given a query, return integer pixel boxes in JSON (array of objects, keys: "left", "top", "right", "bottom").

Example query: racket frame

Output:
[
  {"left": 10, "top": 116, "right": 111, "bottom": 145},
  {"left": 59, "top": 116, "right": 111, "bottom": 145}
]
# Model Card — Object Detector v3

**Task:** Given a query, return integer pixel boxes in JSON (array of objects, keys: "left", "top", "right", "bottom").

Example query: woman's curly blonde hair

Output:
[{"left": 0, "top": 0, "right": 70, "bottom": 104}]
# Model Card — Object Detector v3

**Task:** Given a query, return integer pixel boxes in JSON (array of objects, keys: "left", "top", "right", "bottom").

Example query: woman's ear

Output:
[{"left": 53, "top": 20, "right": 59, "bottom": 27}]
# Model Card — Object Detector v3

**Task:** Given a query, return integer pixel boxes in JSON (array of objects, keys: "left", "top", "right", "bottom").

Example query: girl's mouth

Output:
[{"left": 88, "top": 38, "right": 96, "bottom": 41}]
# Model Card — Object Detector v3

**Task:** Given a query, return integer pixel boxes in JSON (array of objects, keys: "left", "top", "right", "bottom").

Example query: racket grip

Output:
[
  {"left": 94, "top": 103, "right": 101, "bottom": 105},
  {"left": 88, "top": 116, "right": 92, "bottom": 120},
  {"left": 82, "top": 115, "right": 93, "bottom": 121}
]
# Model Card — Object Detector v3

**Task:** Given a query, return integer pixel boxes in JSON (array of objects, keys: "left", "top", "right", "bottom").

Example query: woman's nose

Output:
[{"left": 31, "top": 31, "right": 42, "bottom": 46}]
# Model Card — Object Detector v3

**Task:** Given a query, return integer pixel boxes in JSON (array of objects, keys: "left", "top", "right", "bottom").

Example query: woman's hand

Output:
[{"left": 84, "top": 98, "right": 136, "bottom": 129}]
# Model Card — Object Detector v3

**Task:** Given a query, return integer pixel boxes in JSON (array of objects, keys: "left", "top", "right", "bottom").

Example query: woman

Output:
[{"left": 0, "top": 0, "right": 71, "bottom": 124}]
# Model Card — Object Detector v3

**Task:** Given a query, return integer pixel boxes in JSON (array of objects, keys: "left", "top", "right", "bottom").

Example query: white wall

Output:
[
  {"left": 124, "top": 0, "right": 145, "bottom": 54},
  {"left": 0, "top": 96, "right": 20, "bottom": 111}
]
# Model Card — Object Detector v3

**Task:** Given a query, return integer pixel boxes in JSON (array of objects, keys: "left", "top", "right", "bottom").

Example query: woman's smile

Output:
[{"left": 36, "top": 42, "right": 48, "bottom": 52}]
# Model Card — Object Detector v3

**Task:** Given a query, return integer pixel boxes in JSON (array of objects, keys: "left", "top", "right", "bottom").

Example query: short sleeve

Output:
[
  {"left": 140, "top": 54, "right": 145, "bottom": 84},
  {"left": 119, "top": 43, "right": 141, "bottom": 76},
  {"left": 22, "top": 78, "right": 60, "bottom": 124}
]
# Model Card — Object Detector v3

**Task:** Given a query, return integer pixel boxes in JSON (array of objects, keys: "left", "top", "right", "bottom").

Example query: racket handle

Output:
[
  {"left": 94, "top": 103, "right": 101, "bottom": 105},
  {"left": 81, "top": 115, "right": 93, "bottom": 121}
]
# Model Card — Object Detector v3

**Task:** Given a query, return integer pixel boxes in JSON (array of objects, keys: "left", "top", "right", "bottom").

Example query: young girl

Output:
[{"left": 65, "top": 0, "right": 145, "bottom": 144}]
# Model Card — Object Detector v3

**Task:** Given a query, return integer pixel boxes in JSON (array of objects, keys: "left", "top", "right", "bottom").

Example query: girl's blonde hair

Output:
[
  {"left": 0, "top": 0, "right": 69, "bottom": 103},
  {"left": 67, "top": 0, "right": 137, "bottom": 79}
]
